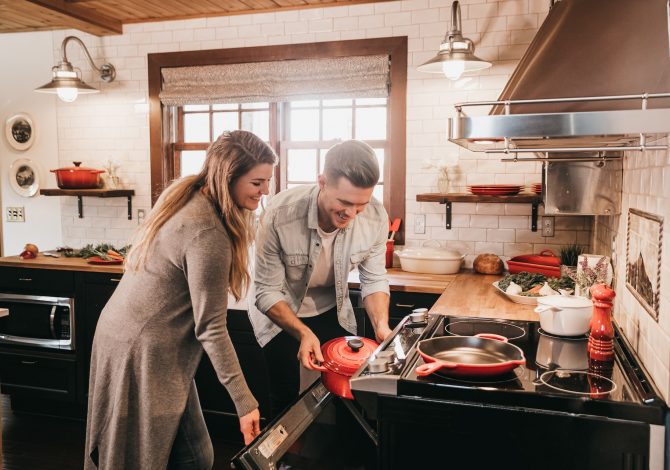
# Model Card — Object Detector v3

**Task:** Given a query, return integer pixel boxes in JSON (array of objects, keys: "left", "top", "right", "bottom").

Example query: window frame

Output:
[{"left": 148, "top": 37, "right": 407, "bottom": 244}]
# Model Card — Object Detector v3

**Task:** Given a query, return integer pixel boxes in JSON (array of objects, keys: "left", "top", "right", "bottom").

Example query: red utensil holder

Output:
[{"left": 385, "top": 240, "right": 394, "bottom": 268}]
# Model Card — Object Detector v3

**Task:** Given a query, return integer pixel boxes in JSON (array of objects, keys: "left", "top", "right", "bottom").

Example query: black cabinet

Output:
[
  {"left": 0, "top": 267, "right": 75, "bottom": 295},
  {"left": 0, "top": 348, "right": 77, "bottom": 402}
]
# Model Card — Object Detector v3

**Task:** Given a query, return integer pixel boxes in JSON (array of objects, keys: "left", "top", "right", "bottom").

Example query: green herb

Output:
[
  {"left": 498, "top": 272, "right": 547, "bottom": 292},
  {"left": 559, "top": 244, "right": 584, "bottom": 267},
  {"left": 547, "top": 275, "right": 575, "bottom": 291},
  {"left": 63, "top": 243, "right": 129, "bottom": 260}
]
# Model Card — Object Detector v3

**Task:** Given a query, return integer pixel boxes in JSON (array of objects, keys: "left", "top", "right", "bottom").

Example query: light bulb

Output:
[
  {"left": 57, "top": 87, "right": 78, "bottom": 102},
  {"left": 442, "top": 60, "right": 465, "bottom": 81}
]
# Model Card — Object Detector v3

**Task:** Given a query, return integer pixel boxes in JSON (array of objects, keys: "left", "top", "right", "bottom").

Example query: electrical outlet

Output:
[
  {"left": 414, "top": 214, "right": 426, "bottom": 234},
  {"left": 6, "top": 206, "right": 25, "bottom": 222},
  {"left": 542, "top": 216, "right": 555, "bottom": 237},
  {"left": 137, "top": 209, "right": 146, "bottom": 225}
]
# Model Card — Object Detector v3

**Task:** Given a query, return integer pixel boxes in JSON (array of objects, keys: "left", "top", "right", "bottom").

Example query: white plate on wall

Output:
[{"left": 492, "top": 281, "right": 539, "bottom": 305}]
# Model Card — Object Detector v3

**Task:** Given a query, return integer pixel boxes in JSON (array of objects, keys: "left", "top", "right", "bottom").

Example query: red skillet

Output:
[{"left": 416, "top": 333, "right": 526, "bottom": 377}]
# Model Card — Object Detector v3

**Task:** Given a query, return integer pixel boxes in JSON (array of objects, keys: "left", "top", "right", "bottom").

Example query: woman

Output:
[{"left": 85, "top": 130, "right": 277, "bottom": 469}]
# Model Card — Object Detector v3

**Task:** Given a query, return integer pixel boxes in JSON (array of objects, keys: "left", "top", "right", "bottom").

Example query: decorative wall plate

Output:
[
  {"left": 9, "top": 158, "right": 41, "bottom": 197},
  {"left": 5, "top": 113, "right": 35, "bottom": 151}
]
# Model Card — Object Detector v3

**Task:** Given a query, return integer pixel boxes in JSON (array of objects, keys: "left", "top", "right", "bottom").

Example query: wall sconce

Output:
[
  {"left": 34, "top": 36, "right": 116, "bottom": 102},
  {"left": 417, "top": 1, "right": 492, "bottom": 80}
]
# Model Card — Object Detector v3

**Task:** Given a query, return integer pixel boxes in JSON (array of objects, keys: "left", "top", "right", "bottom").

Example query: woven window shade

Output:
[{"left": 159, "top": 55, "right": 390, "bottom": 106}]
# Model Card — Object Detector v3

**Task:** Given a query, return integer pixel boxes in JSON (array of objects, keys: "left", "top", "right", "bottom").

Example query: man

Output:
[{"left": 252, "top": 140, "right": 391, "bottom": 415}]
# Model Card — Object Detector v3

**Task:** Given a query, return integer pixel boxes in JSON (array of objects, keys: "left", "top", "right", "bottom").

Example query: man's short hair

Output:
[{"left": 323, "top": 140, "right": 380, "bottom": 188}]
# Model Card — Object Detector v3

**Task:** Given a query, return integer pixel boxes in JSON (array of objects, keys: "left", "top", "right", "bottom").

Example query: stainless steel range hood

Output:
[{"left": 448, "top": 0, "right": 670, "bottom": 155}]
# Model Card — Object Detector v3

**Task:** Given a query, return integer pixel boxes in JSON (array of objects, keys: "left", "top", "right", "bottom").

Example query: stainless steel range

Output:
[{"left": 350, "top": 314, "right": 667, "bottom": 470}]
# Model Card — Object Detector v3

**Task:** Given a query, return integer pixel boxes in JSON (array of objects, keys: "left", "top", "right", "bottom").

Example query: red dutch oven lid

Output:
[
  {"left": 321, "top": 336, "right": 378, "bottom": 376},
  {"left": 51, "top": 161, "right": 105, "bottom": 173}
]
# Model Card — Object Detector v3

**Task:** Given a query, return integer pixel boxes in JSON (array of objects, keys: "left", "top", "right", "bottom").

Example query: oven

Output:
[
  {"left": 350, "top": 315, "right": 668, "bottom": 470},
  {"left": 0, "top": 293, "right": 75, "bottom": 350}
]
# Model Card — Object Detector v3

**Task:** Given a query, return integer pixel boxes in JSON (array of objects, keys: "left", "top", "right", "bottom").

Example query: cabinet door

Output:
[
  {"left": 389, "top": 292, "right": 439, "bottom": 326},
  {"left": 0, "top": 349, "right": 77, "bottom": 402},
  {"left": 76, "top": 272, "right": 122, "bottom": 403},
  {"left": 0, "top": 267, "right": 75, "bottom": 295}
]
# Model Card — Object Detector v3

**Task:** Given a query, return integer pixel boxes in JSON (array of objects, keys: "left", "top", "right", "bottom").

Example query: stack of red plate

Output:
[
  {"left": 531, "top": 183, "right": 542, "bottom": 195},
  {"left": 468, "top": 184, "right": 522, "bottom": 195}
]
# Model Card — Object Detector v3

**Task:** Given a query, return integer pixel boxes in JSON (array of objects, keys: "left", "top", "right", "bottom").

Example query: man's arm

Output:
[
  {"left": 363, "top": 291, "right": 391, "bottom": 343},
  {"left": 265, "top": 301, "right": 324, "bottom": 370},
  {"left": 358, "top": 208, "right": 392, "bottom": 342},
  {"left": 255, "top": 210, "right": 323, "bottom": 370}
]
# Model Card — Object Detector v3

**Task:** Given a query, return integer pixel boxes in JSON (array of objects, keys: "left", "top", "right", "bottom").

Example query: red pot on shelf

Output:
[
  {"left": 51, "top": 161, "right": 105, "bottom": 189},
  {"left": 313, "top": 336, "right": 378, "bottom": 399}
]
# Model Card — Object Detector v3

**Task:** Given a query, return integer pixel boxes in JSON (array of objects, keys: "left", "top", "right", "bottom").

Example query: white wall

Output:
[
  {"left": 48, "top": 0, "right": 592, "bottom": 260},
  {"left": 593, "top": 141, "right": 670, "bottom": 401},
  {"left": 0, "top": 32, "right": 62, "bottom": 256}
]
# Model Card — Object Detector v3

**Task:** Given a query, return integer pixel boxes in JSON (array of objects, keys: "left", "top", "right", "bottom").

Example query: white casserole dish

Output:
[
  {"left": 395, "top": 247, "right": 464, "bottom": 274},
  {"left": 534, "top": 295, "right": 593, "bottom": 337}
]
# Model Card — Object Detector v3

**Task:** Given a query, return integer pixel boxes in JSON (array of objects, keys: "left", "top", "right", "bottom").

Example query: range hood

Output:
[{"left": 448, "top": 0, "right": 670, "bottom": 155}]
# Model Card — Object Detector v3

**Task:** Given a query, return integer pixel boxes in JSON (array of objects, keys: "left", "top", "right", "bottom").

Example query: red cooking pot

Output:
[
  {"left": 51, "top": 161, "right": 105, "bottom": 189},
  {"left": 416, "top": 333, "right": 526, "bottom": 377},
  {"left": 313, "top": 336, "right": 378, "bottom": 399}
]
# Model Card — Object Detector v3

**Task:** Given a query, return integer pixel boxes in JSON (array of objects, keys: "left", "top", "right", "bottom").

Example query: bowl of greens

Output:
[{"left": 493, "top": 272, "right": 575, "bottom": 305}]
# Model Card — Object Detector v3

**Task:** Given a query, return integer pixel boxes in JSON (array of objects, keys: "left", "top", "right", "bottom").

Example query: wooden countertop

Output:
[
  {"left": 430, "top": 272, "right": 538, "bottom": 321},
  {"left": 348, "top": 268, "right": 456, "bottom": 295},
  {"left": 0, "top": 254, "right": 124, "bottom": 274},
  {"left": 0, "top": 256, "right": 537, "bottom": 321}
]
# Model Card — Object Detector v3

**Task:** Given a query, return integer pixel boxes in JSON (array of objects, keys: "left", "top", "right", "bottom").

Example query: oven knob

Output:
[
  {"left": 376, "top": 350, "right": 396, "bottom": 363},
  {"left": 368, "top": 358, "right": 390, "bottom": 373}
]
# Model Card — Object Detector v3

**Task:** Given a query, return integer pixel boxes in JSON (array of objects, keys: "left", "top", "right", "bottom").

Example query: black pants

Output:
[{"left": 262, "top": 306, "right": 349, "bottom": 418}]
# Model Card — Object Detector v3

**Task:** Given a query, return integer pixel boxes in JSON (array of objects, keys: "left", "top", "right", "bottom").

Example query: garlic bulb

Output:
[
  {"left": 539, "top": 282, "right": 559, "bottom": 296},
  {"left": 505, "top": 281, "right": 523, "bottom": 295}
]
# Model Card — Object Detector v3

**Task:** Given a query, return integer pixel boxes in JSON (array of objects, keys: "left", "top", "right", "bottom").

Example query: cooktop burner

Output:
[
  {"left": 444, "top": 319, "right": 526, "bottom": 341},
  {"left": 538, "top": 369, "right": 617, "bottom": 397},
  {"left": 538, "top": 328, "right": 589, "bottom": 341}
]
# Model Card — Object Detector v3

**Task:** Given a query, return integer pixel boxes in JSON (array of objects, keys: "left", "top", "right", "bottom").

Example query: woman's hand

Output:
[
  {"left": 239, "top": 408, "right": 261, "bottom": 445},
  {"left": 298, "top": 329, "right": 323, "bottom": 370}
]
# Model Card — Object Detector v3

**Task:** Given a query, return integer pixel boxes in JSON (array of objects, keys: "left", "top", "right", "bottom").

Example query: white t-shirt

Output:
[{"left": 297, "top": 226, "right": 338, "bottom": 318}]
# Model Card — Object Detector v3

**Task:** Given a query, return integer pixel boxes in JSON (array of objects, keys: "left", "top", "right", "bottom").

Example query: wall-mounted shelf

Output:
[
  {"left": 40, "top": 189, "right": 135, "bottom": 220},
  {"left": 416, "top": 193, "right": 543, "bottom": 231}
]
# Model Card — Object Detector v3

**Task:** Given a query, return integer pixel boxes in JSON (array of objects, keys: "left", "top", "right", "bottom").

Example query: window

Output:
[{"left": 149, "top": 38, "right": 407, "bottom": 243}]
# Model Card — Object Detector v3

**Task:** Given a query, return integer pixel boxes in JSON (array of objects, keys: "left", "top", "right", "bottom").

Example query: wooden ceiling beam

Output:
[{"left": 23, "top": 0, "right": 122, "bottom": 35}]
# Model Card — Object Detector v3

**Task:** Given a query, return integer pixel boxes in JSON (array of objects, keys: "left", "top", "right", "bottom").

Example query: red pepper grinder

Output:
[{"left": 588, "top": 283, "right": 616, "bottom": 362}]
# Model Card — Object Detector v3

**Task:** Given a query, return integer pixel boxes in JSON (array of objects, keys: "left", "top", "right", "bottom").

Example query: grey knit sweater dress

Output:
[{"left": 84, "top": 192, "right": 258, "bottom": 469}]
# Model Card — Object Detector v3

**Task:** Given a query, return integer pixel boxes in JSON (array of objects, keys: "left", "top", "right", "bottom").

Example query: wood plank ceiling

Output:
[{"left": 0, "top": 0, "right": 394, "bottom": 36}]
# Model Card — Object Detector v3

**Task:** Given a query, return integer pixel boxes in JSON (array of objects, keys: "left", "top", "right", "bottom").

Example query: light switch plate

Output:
[
  {"left": 6, "top": 206, "right": 25, "bottom": 222},
  {"left": 542, "top": 216, "right": 555, "bottom": 237},
  {"left": 414, "top": 214, "right": 426, "bottom": 234}
]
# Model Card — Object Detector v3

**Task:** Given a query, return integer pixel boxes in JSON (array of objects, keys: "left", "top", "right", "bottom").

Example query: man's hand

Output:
[
  {"left": 375, "top": 324, "right": 393, "bottom": 343},
  {"left": 239, "top": 408, "right": 261, "bottom": 445},
  {"left": 298, "top": 329, "right": 324, "bottom": 370}
]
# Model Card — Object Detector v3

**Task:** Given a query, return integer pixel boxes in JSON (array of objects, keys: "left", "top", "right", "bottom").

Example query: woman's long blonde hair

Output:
[{"left": 126, "top": 130, "right": 277, "bottom": 301}]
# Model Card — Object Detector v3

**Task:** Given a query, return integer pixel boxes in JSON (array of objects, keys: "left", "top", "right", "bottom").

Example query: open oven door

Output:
[
  {"left": 231, "top": 379, "right": 377, "bottom": 470},
  {"left": 232, "top": 308, "right": 378, "bottom": 469}
]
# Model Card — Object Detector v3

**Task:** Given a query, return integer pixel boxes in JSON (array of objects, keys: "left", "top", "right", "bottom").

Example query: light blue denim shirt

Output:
[{"left": 250, "top": 185, "right": 390, "bottom": 347}]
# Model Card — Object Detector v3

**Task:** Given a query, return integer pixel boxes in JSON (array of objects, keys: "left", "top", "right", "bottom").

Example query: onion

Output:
[{"left": 24, "top": 243, "right": 39, "bottom": 255}]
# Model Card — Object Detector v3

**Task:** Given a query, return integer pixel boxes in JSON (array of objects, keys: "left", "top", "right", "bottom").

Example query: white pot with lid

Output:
[
  {"left": 395, "top": 244, "right": 464, "bottom": 275},
  {"left": 534, "top": 295, "right": 593, "bottom": 337}
]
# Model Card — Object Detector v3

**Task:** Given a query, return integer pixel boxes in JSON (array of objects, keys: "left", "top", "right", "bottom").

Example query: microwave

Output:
[{"left": 0, "top": 293, "right": 75, "bottom": 350}]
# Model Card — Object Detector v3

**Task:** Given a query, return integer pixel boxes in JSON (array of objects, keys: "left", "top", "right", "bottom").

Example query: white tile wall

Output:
[
  {"left": 593, "top": 139, "right": 670, "bottom": 401},
  {"left": 53, "top": 0, "right": 592, "bottom": 264}
]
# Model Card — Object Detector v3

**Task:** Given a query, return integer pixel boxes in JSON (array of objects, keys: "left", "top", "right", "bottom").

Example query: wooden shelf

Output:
[
  {"left": 416, "top": 193, "right": 543, "bottom": 231},
  {"left": 40, "top": 188, "right": 135, "bottom": 219}
]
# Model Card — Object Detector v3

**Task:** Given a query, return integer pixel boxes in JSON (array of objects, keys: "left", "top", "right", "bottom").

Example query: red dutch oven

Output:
[
  {"left": 51, "top": 161, "right": 105, "bottom": 189},
  {"left": 314, "top": 336, "right": 378, "bottom": 399}
]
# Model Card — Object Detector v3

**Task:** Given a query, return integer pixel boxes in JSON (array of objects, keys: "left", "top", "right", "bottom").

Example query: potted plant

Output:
[
  {"left": 569, "top": 254, "right": 613, "bottom": 298},
  {"left": 559, "top": 244, "right": 583, "bottom": 278}
]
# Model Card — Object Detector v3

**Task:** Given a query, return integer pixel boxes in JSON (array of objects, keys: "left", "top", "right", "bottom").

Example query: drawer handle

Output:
[
  {"left": 21, "top": 361, "right": 37, "bottom": 365},
  {"left": 395, "top": 303, "right": 415, "bottom": 308},
  {"left": 18, "top": 278, "right": 33, "bottom": 282},
  {"left": 110, "top": 278, "right": 121, "bottom": 283}
]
